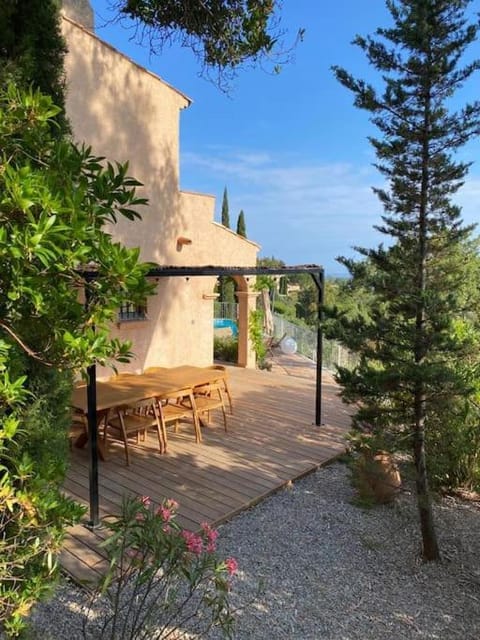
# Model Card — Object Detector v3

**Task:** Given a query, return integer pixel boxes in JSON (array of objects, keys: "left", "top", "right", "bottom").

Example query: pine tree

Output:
[
  {"left": 221, "top": 187, "right": 230, "bottom": 228},
  {"left": 236, "top": 210, "right": 247, "bottom": 237},
  {"left": 332, "top": 0, "right": 480, "bottom": 561}
]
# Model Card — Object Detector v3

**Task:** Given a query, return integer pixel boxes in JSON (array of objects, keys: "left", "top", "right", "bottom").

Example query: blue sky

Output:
[{"left": 88, "top": 1, "right": 480, "bottom": 276}]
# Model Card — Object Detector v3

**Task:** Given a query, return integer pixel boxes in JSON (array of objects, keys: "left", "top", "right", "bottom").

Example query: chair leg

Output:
[
  {"left": 103, "top": 417, "right": 109, "bottom": 449},
  {"left": 221, "top": 404, "right": 228, "bottom": 432},
  {"left": 156, "top": 401, "right": 168, "bottom": 453},
  {"left": 192, "top": 411, "right": 202, "bottom": 443},
  {"left": 153, "top": 402, "right": 166, "bottom": 454},
  {"left": 224, "top": 380, "right": 233, "bottom": 414},
  {"left": 118, "top": 412, "right": 131, "bottom": 466}
]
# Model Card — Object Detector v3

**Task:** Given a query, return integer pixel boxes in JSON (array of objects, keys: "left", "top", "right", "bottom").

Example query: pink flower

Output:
[
  {"left": 140, "top": 496, "right": 151, "bottom": 507},
  {"left": 201, "top": 523, "right": 218, "bottom": 541},
  {"left": 156, "top": 506, "right": 173, "bottom": 522},
  {"left": 181, "top": 530, "right": 203, "bottom": 555},
  {"left": 201, "top": 523, "right": 218, "bottom": 551},
  {"left": 225, "top": 557, "right": 238, "bottom": 576},
  {"left": 165, "top": 498, "right": 179, "bottom": 511}
]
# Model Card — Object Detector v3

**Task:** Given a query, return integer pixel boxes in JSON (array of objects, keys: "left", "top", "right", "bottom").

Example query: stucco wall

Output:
[
  {"left": 62, "top": 17, "right": 259, "bottom": 376},
  {"left": 62, "top": 16, "right": 191, "bottom": 263}
]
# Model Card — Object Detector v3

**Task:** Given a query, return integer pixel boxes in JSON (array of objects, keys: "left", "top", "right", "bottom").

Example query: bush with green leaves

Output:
[
  {"left": 0, "top": 84, "right": 156, "bottom": 636},
  {"left": 0, "top": 84, "right": 154, "bottom": 369},
  {"left": 0, "top": 340, "right": 85, "bottom": 637},
  {"left": 249, "top": 310, "right": 268, "bottom": 368},
  {"left": 82, "top": 496, "right": 238, "bottom": 639},
  {"left": 214, "top": 336, "right": 238, "bottom": 363},
  {"left": 426, "top": 398, "right": 480, "bottom": 492}
]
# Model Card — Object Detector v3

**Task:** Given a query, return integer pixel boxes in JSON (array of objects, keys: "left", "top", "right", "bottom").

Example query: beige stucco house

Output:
[{"left": 61, "top": 10, "right": 260, "bottom": 376}]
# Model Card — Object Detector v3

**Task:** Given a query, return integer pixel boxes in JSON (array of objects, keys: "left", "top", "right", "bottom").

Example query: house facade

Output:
[{"left": 61, "top": 11, "right": 260, "bottom": 375}]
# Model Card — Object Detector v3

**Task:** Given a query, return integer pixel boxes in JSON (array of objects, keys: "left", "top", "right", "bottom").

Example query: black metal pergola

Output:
[{"left": 84, "top": 263, "right": 324, "bottom": 527}]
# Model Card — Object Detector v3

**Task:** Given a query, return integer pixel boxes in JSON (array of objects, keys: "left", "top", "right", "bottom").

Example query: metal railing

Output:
[
  {"left": 214, "top": 301, "right": 238, "bottom": 320},
  {"left": 272, "top": 314, "right": 357, "bottom": 371}
]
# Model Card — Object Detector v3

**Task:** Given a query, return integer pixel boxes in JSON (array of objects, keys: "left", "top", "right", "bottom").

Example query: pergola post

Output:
[
  {"left": 311, "top": 268, "right": 324, "bottom": 426},
  {"left": 84, "top": 276, "right": 100, "bottom": 529},
  {"left": 86, "top": 363, "right": 100, "bottom": 528}
]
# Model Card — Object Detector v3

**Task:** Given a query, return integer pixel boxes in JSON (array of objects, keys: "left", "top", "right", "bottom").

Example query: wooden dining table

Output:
[{"left": 71, "top": 366, "right": 228, "bottom": 458}]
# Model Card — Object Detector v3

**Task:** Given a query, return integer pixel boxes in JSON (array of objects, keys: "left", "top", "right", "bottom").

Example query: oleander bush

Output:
[{"left": 82, "top": 496, "right": 238, "bottom": 639}]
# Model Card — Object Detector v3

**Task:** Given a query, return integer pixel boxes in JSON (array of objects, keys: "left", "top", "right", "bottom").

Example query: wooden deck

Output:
[{"left": 60, "top": 362, "right": 351, "bottom": 586}]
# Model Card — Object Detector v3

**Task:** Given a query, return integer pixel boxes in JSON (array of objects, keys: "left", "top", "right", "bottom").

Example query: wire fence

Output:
[{"left": 272, "top": 314, "right": 358, "bottom": 371}]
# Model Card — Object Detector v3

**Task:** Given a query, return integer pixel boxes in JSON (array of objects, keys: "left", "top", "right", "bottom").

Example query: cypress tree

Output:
[
  {"left": 218, "top": 187, "right": 233, "bottom": 302},
  {"left": 221, "top": 187, "right": 230, "bottom": 228},
  {"left": 236, "top": 210, "right": 247, "bottom": 237},
  {"left": 332, "top": 0, "right": 480, "bottom": 561}
]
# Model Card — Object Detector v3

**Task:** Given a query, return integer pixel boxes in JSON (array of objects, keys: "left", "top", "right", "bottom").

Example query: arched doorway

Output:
[{"left": 213, "top": 275, "right": 259, "bottom": 367}]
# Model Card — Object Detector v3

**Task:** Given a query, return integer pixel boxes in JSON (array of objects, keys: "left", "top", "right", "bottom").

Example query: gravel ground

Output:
[{"left": 26, "top": 462, "right": 480, "bottom": 639}]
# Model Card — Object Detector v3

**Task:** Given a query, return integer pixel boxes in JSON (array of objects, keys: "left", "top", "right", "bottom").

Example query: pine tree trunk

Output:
[
  {"left": 413, "top": 389, "right": 440, "bottom": 561},
  {"left": 413, "top": 81, "right": 440, "bottom": 562}
]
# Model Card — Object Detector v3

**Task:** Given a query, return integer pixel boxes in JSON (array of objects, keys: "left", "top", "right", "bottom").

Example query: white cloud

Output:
[
  {"left": 182, "top": 148, "right": 383, "bottom": 272},
  {"left": 181, "top": 148, "right": 480, "bottom": 274}
]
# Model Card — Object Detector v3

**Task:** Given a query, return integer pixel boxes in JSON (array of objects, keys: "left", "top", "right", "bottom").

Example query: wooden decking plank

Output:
[
  {"left": 94, "top": 460, "right": 231, "bottom": 523},
  {"left": 65, "top": 462, "right": 208, "bottom": 530},
  {"left": 103, "top": 449, "right": 253, "bottom": 514},
  {"left": 127, "top": 450, "right": 268, "bottom": 506},
  {"left": 196, "top": 429, "right": 326, "bottom": 475},
  {"left": 204, "top": 421, "right": 333, "bottom": 462},
  {"left": 168, "top": 439, "right": 291, "bottom": 484},
  {"left": 65, "top": 448, "right": 258, "bottom": 524},
  {"left": 59, "top": 547, "right": 104, "bottom": 588},
  {"left": 165, "top": 455, "right": 282, "bottom": 496},
  {"left": 163, "top": 435, "right": 296, "bottom": 486},
  {"left": 74, "top": 461, "right": 219, "bottom": 527}
]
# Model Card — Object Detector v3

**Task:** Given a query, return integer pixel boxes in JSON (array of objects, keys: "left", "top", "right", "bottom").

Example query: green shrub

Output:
[
  {"left": 14, "top": 355, "right": 73, "bottom": 483},
  {"left": 0, "top": 341, "right": 85, "bottom": 638},
  {"left": 273, "top": 298, "right": 296, "bottom": 321},
  {"left": 249, "top": 310, "right": 267, "bottom": 368},
  {"left": 426, "top": 399, "right": 480, "bottom": 491},
  {"left": 214, "top": 336, "right": 238, "bottom": 363}
]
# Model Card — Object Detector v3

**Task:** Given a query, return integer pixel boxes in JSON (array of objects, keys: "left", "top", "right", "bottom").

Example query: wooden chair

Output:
[
  {"left": 70, "top": 409, "right": 109, "bottom": 460},
  {"left": 104, "top": 401, "right": 164, "bottom": 466},
  {"left": 156, "top": 387, "right": 201, "bottom": 450},
  {"left": 208, "top": 364, "right": 233, "bottom": 414},
  {"left": 193, "top": 381, "right": 228, "bottom": 431},
  {"left": 69, "top": 409, "right": 88, "bottom": 450}
]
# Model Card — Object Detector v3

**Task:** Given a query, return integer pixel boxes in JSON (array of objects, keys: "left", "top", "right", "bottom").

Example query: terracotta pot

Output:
[{"left": 358, "top": 451, "right": 401, "bottom": 504}]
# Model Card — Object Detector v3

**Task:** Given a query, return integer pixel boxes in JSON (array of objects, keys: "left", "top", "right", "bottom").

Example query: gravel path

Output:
[{"left": 26, "top": 462, "right": 480, "bottom": 639}]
